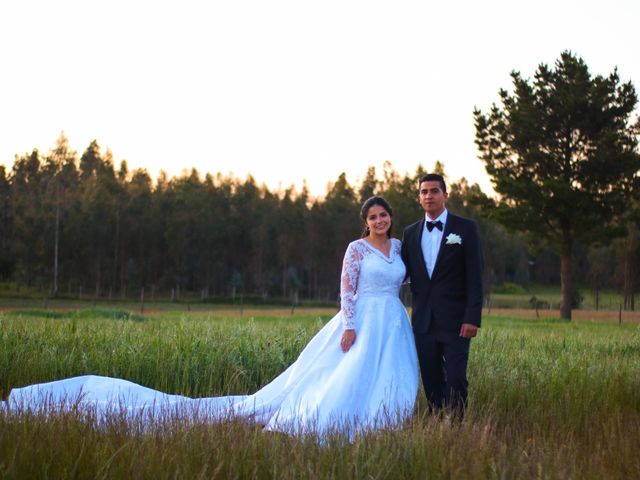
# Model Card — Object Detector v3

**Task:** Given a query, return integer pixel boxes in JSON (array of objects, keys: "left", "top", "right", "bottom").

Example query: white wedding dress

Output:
[{"left": 3, "top": 239, "right": 419, "bottom": 438}]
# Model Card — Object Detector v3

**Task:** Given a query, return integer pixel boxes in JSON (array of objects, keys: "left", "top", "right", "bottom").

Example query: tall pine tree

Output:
[{"left": 474, "top": 51, "right": 640, "bottom": 319}]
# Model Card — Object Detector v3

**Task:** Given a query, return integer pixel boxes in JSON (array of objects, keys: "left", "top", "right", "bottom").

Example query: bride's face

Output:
[{"left": 365, "top": 205, "right": 392, "bottom": 237}]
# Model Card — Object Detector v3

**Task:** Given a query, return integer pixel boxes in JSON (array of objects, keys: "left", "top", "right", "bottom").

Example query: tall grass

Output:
[
  {"left": 0, "top": 309, "right": 327, "bottom": 397},
  {"left": 488, "top": 285, "right": 628, "bottom": 311},
  {"left": 1, "top": 309, "right": 639, "bottom": 479}
]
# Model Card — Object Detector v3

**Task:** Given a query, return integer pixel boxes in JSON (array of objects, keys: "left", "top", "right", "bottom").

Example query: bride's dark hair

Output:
[{"left": 360, "top": 196, "right": 393, "bottom": 238}]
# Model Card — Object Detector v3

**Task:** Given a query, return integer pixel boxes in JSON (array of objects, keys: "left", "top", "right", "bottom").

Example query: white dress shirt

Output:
[{"left": 421, "top": 209, "right": 448, "bottom": 278}]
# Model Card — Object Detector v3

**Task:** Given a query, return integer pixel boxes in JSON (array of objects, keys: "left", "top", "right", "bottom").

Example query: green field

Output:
[
  {"left": 0, "top": 280, "right": 631, "bottom": 312},
  {"left": 1, "top": 307, "right": 639, "bottom": 479}
]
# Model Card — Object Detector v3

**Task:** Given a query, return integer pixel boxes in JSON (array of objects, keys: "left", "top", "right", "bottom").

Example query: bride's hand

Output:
[{"left": 340, "top": 329, "right": 356, "bottom": 352}]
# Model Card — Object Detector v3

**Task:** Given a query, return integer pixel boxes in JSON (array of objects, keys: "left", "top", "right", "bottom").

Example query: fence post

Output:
[{"left": 619, "top": 304, "right": 622, "bottom": 324}]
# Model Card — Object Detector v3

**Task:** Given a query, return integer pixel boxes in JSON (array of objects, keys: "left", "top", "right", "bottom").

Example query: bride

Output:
[{"left": 4, "top": 196, "right": 419, "bottom": 438}]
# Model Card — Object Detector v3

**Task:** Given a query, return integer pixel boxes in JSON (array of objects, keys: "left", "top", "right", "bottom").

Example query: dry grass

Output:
[
  {"left": 1, "top": 309, "right": 639, "bottom": 478},
  {"left": 485, "top": 307, "right": 640, "bottom": 323}
]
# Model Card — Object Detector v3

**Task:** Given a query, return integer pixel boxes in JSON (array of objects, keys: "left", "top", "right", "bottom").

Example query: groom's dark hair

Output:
[{"left": 419, "top": 174, "right": 447, "bottom": 193}]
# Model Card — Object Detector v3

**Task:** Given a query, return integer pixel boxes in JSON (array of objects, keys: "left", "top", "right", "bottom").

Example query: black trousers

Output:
[{"left": 414, "top": 329, "right": 470, "bottom": 418}]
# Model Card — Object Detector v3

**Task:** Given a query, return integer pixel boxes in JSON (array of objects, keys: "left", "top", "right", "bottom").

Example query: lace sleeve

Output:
[{"left": 340, "top": 242, "right": 361, "bottom": 330}]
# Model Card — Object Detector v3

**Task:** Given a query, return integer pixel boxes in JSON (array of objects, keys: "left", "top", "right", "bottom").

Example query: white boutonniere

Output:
[{"left": 445, "top": 233, "right": 462, "bottom": 245}]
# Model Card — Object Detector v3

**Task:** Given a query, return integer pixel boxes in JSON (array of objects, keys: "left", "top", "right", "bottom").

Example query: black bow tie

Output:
[{"left": 426, "top": 220, "right": 443, "bottom": 232}]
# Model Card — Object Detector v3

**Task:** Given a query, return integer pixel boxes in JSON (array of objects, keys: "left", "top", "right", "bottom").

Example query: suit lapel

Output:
[{"left": 414, "top": 219, "right": 430, "bottom": 282}]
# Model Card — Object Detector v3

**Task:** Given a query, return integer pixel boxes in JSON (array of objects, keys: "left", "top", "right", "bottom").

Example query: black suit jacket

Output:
[{"left": 401, "top": 213, "right": 483, "bottom": 334}]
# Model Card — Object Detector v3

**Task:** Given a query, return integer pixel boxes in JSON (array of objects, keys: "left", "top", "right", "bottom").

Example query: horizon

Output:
[{"left": 5, "top": 134, "right": 483, "bottom": 201}]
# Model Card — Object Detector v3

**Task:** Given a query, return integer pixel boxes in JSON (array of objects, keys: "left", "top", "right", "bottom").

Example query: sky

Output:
[{"left": 1, "top": 0, "right": 639, "bottom": 198}]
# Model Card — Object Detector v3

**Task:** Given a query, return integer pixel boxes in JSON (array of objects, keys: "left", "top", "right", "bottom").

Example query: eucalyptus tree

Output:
[
  {"left": 226, "top": 175, "right": 263, "bottom": 296},
  {"left": 310, "top": 172, "right": 359, "bottom": 301},
  {"left": 162, "top": 168, "right": 209, "bottom": 296},
  {"left": 276, "top": 186, "right": 309, "bottom": 299},
  {"left": 78, "top": 141, "right": 121, "bottom": 296},
  {"left": 358, "top": 166, "right": 379, "bottom": 204},
  {"left": 615, "top": 224, "right": 639, "bottom": 310},
  {"left": 44, "top": 132, "right": 78, "bottom": 295},
  {"left": 197, "top": 173, "right": 226, "bottom": 298},
  {"left": 0, "top": 166, "right": 12, "bottom": 280},
  {"left": 10, "top": 150, "right": 46, "bottom": 286},
  {"left": 378, "top": 162, "right": 426, "bottom": 235},
  {"left": 119, "top": 168, "right": 154, "bottom": 295}
]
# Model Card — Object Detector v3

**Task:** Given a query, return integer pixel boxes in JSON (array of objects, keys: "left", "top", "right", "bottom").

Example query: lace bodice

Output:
[{"left": 339, "top": 238, "right": 405, "bottom": 329}]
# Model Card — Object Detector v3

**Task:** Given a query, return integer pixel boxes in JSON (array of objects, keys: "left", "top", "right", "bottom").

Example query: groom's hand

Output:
[{"left": 459, "top": 323, "right": 479, "bottom": 339}]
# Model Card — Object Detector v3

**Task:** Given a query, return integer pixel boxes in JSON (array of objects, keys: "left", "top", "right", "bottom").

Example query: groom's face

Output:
[{"left": 419, "top": 180, "right": 448, "bottom": 218}]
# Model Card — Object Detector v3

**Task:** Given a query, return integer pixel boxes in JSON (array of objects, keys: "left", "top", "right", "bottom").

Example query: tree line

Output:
[{"left": 0, "top": 133, "right": 637, "bottom": 309}]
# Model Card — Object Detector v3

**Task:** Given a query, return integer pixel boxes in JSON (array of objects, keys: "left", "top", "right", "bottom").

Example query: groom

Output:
[{"left": 401, "top": 174, "right": 483, "bottom": 419}]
